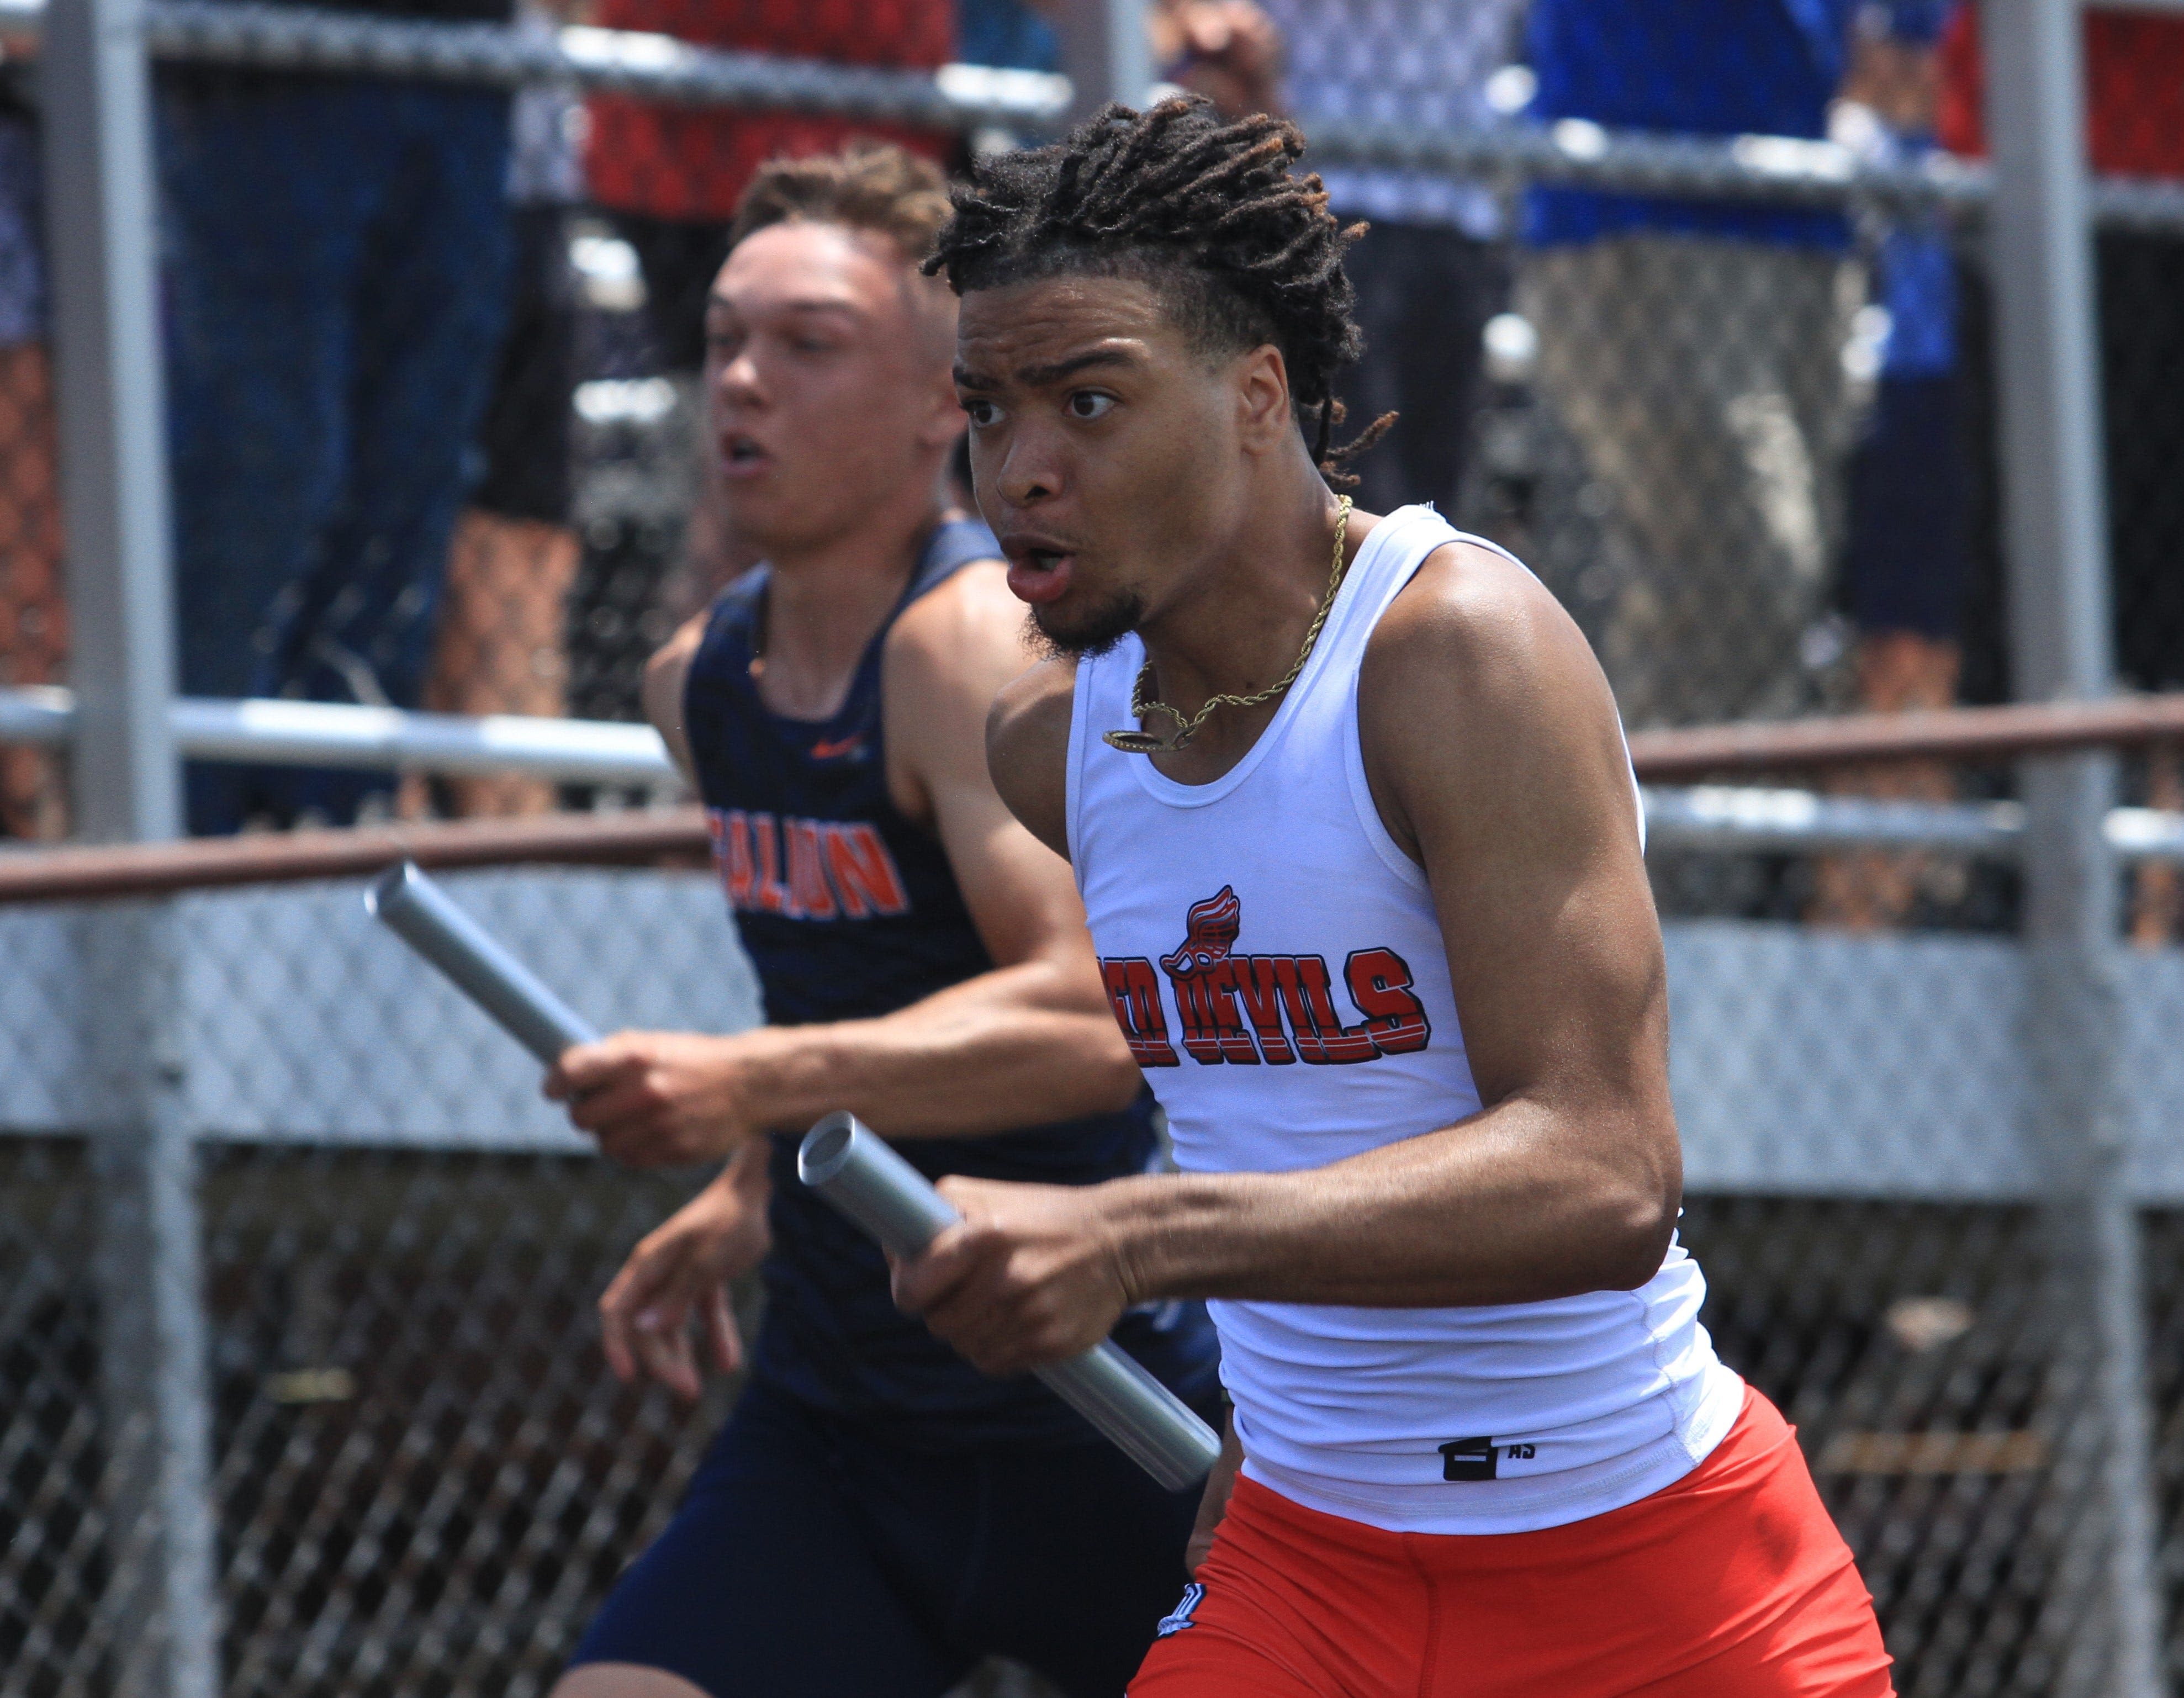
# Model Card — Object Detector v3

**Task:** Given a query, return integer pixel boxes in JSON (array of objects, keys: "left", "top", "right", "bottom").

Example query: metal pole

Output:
[
  {"left": 44, "top": 0, "right": 181, "bottom": 844},
  {"left": 44, "top": 2, "right": 215, "bottom": 1693},
  {"left": 1983, "top": 2, "right": 2166, "bottom": 1692},
  {"left": 1053, "top": 0, "right": 1151, "bottom": 125},
  {"left": 80, "top": 903, "right": 219, "bottom": 1698}
]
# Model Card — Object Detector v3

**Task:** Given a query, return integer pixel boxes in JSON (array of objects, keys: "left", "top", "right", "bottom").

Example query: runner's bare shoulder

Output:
[
  {"left": 641, "top": 609, "right": 712, "bottom": 785},
  {"left": 1358, "top": 539, "right": 1635, "bottom": 867},
  {"left": 986, "top": 657, "right": 1079, "bottom": 861},
  {"left": 884, "top": 556, "right": 1023, "bottom": 683},
  {"left": 879, "top": 557, "right": 1029, "bottom": 822}
]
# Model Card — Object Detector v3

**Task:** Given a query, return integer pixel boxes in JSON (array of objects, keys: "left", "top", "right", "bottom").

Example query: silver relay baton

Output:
[
  {"left": 366, "top": 861, "right": 599, "bottom": 1063},
  {"left": 798, "top": 1111, "right": 1221, "bottom": 1490}
]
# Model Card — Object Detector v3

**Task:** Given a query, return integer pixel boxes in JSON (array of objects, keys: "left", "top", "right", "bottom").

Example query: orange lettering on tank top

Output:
[{"left": 705, "top": 808, "right": 911, "bottom": 923}]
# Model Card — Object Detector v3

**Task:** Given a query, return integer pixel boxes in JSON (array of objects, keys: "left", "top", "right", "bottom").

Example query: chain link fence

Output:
[
  {"left": 7, "top": 1, "right": 2184, "bottom": 1695},
  {"left": 0, "top": 851, "right": 2172, "bottom": 1695},
  {"left": 2, "top": 0, "right": 2179, "bottom": 834}
]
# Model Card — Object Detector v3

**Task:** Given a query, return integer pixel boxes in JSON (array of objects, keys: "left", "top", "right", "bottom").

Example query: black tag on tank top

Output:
[{"left": 1438, "top": 1436, "right": 1499, "bottom": 1481}]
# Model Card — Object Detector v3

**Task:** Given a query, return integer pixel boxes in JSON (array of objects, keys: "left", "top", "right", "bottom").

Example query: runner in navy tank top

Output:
[
  {"left": 683, "top": 517, "right": 1214, "bottom": 1442},
  {"left": 542, "top": 146, "right": 1221, "bottom": 1698}
]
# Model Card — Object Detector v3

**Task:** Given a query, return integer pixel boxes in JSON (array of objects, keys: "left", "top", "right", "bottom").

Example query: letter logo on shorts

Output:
[
  {"left": 1155, "top": 1581, "right": 1205, "bottom": 1637},
  {"left": 1438, "top": 1436, "right": 1499, "bottom": 1482}
]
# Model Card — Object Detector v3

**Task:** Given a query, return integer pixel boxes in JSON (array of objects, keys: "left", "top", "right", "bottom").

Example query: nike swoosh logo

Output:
[{"left": 810, "top": 735, "right": 864, "bottom": 760}]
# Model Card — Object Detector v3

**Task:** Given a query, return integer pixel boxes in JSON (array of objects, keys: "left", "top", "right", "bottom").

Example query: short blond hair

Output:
[{"left": 729, "top": 141, "right": 954, "bottom": 266}]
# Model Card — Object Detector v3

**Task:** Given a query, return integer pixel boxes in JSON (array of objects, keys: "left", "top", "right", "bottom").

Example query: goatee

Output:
[{"left": 1027, "top": 588, "right": 1147, "bottom": 659}]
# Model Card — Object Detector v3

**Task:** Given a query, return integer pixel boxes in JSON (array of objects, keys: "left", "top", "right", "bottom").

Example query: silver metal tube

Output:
[
  {"left": 1054, "top": 0, "right": 1150, "bottom": 126},
  {"left": 1988, "top": 1, "right": 2167, "bottom": 1690},
  {"left": 0, "top": 685, "right": 72, "bottom": 748},
  {"left": 1639, "top": 785, "right": 2027, "bottom": 856},
  {"left": 798, "top": 1113, "right": 1221, "bottom": 1490},
  {"left": 4, "top": 0, "right": 2184, "bottom": 228},
  {"left": 0, "top": 686, "right": 679, "bottom": 784},
  {"left": 31, "top": 683, "right": 2184, "bottom": 863},
  {"left": 142, "top": 0, "right": 1071, "bottom": 128},
  {"left": 366, "top": 862, "right": 599, "bottom": 1065},
  {"left": 170, "top": 694, "right": 678, "bottom": 786},
  {"left": 46, "top": 0, "right": 181, "bottom": 844},
  {"left": 47, "top": 0, "right": 216, "bottom": 1685}
]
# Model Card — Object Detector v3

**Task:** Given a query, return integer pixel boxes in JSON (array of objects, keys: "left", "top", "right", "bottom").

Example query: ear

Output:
[
  {"left": 1233, "top": 343, "right": 1294, "bottom": 456},
  {"left": 916, "top": 368, "right": 970, "bottom": 451},
  {"left": 912, "top": 276, "right": 968, "bottom": 451}
]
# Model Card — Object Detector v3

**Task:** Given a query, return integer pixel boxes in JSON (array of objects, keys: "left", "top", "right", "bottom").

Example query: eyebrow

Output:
[
  {"left": 953, "top": 347, "right": 1138, "bottom": 390},
  {"left": 707, "top": 297, "right": 863, "bottom": 320}
]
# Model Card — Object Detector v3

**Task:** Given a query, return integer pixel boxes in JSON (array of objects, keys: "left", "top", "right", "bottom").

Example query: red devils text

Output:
[
  {"left": 707, "top": 807, "right": 911, "bottom": 920},
  {"left": 1101, "top": 885, "right": 1430, "bottom": 1067}
]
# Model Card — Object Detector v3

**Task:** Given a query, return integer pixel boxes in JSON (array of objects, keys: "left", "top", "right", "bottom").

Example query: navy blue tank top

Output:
[{"left": 684, "top": 517, "right": 1219, "bottom": 1448}]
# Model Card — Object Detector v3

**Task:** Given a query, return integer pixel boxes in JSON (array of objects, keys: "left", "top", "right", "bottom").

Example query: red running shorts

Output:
[{"left": 1130, "top": 1387, "right": 1893, "bottom": 1697}]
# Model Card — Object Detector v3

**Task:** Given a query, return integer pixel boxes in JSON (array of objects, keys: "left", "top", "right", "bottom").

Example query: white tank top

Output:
[{"left": 1067, "top": 505, "right": 1744, "bottom": 1535}]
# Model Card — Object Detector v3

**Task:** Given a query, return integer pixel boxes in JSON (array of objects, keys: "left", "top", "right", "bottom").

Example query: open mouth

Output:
[
  {"left": 720, "top": 432, "right": 768, "bottom": 473},
  {"left": 1003, "top": 540, "right": 1076, "bottom": 605}
]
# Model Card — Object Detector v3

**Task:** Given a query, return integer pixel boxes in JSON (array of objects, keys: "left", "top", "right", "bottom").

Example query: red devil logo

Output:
[{"left": 1161, "top": 885, "right": 1241, "bottom": 977}]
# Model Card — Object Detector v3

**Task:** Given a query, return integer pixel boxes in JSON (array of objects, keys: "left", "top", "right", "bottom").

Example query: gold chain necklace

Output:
[{"left": 1104, "top": 498, "right": 1353, "bottom": 755}]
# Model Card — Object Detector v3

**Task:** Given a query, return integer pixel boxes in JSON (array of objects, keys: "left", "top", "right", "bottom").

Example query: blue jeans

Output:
[{"left": 158, "top": 75, "right": 511, "bottom": 832}]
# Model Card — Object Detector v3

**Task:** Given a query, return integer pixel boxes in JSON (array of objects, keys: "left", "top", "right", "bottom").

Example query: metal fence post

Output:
[
  {"left": 44, "top": 0, "right": 216, "bottom": 1692},
  {"left": 82, "top": 902, "right": 218, "bottom": 1698},
  {"left": 1984, "top": 2, "right": 2167, "bottom": 1692},
  {"left": 1053, "top": 0, "right": 1152, "bottom": 126},
  {"left": 45, "top": 0, "right": 182, "bottom": 844}
]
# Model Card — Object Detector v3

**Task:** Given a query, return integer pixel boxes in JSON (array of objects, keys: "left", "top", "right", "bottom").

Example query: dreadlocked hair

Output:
[{"left": 924, "top": 97, "right": 1394, "bottom": 488}]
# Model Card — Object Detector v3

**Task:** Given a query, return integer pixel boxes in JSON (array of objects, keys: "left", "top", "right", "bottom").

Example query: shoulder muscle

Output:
[
  {"left": 1360, "top": 542, "right": 1667, "bottom": 1125},
  {"left": 881, "top": 560, "right": 1035, "bottom": 822},
  {"left": 986, "top": 658, "right": 1077, "bottom": 861},
  {"left": 1358, "top": 541, "right": 1639, "bottom": 877},
  {"left": 642, "top": 610, "right": 711, "bottom": 788}
]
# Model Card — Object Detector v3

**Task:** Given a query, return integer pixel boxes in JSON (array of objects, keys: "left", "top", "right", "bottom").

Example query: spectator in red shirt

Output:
[
  {"left": 1939, "top": 5, "right": 2184, "bottom": 943},
  {"left": 587, "top": 0, "right": 956, "bottom": 375},
  {"left": 0, "top": 84, "right": 63, "bottom": 841}
]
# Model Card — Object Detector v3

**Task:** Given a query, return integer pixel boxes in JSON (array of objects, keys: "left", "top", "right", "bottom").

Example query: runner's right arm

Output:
[{"left": 547, "top": 565, "right": 1142, "bottom": 1167}]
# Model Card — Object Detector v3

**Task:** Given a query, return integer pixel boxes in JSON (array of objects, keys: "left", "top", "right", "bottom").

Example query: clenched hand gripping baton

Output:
[
  {"left": 366, "top": 861, "right": 599, "bottom": 1062},
  {"left": 365, "top": 865, "right": 1219, "bottom": 1488},
  {"left": 797, "top": 1112, "right": 1223, "bottom": 1490}
]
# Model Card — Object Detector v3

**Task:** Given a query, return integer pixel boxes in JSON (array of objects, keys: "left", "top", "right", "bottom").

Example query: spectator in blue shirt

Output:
[
  {"left": 158, "top": 0, "right": 515, "bottom": 833},
  {"left": 1518, "top": 0, "right": 1861, "bottom": 727},
  {"left": 1815, "top": 0, "right": 1970, "bottom": 929},
  {"left": 1837, "top": 1, "right": 1964, "bottom": 673}
]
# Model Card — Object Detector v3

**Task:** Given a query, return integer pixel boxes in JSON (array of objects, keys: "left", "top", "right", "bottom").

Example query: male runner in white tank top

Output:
[{"left": 892, "top": 98, "right": 1896, "bottom": 1697}]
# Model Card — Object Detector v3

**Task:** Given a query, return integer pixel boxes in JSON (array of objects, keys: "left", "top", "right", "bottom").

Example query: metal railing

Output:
[
  {"left": 24, "top": 684, "right": 2184, "bottom": 864},
  {"left": 15, "top": 1, "right": 2181, "bottom": 1694},
  {"left": 4, "top": 0, "right": 2184, "bottom": 231}
]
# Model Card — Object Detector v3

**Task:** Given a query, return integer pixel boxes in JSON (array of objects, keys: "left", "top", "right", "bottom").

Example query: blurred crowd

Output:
[{"left": 0, "top": 0, "right": 2178, "bottom": 923}]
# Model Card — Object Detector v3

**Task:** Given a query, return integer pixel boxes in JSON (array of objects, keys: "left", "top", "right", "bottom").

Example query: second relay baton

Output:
[
  {"left": 366, "top": 861, "right": 599, "bottom": 1064},
  {"left": 798, "top": 1111, "right": 1221, "bottom": 1491}
]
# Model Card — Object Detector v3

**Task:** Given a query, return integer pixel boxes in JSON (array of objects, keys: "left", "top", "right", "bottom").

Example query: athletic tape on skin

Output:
[
  {"left": 366, "top": 861, "right": 600, "bottom": 1065},
  {"left": 798, "top": 1112, "right": 1223, "bottom": 1491}
]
